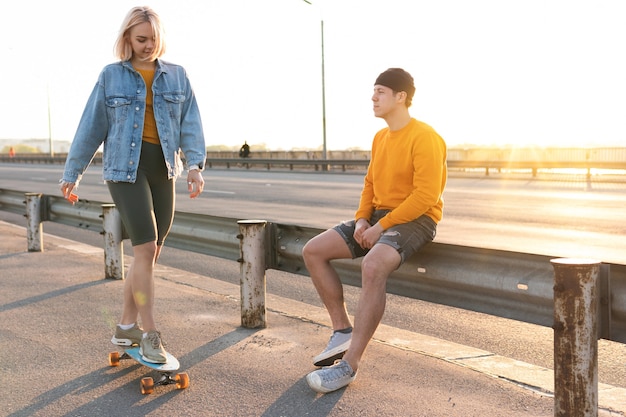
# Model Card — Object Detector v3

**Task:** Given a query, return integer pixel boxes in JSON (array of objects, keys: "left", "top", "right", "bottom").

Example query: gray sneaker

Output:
[
  {"left": 306, "top": 360, "right": 357, "bottom": 393},
  {"left": 111, "top": 323, "right": 143, "bottom": 346},
  {"left": 313, "top": 328, "right": 352, "bottom": 367},
  {"left": 139, "top": 330, "right": 168, "bottom": 364}
]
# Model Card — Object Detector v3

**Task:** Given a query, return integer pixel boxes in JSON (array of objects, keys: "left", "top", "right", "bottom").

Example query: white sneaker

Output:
[
  {"left": 307, "top": 360, "right": 357, "bottom": 393},
  {"left": 139, "top": 330, "right": 167, "bottom": 364},
  {"left": 313, "top": 328, "right": 352, "bottom": 367}
]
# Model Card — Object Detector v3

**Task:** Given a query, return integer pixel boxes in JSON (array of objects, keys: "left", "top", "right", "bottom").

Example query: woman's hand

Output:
[
  {"left": 60, "top": 181, "right": 74, "bottom": 197},
  {"left": 187, "top": 170, "right": 204, "bottom": 199},
  {"left": 60, "top": 181, "right": 77, "bottom": 203}
]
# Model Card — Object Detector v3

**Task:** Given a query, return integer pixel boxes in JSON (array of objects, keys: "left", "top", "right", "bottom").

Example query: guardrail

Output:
[
  {"left": 204, "top": 157, "right": 626, "bottom": 177},
  {"left": 205, "top": 158, "right": 367, "bottom": 172},
  {"left": 0, "top": 154, "right": 84, "bottom": 165},
  {"left": 1, "top": 187, "right": 624, "bottom": 345},
  {"left": 2, "top": 154, "right": 626, "bottom": 177}
]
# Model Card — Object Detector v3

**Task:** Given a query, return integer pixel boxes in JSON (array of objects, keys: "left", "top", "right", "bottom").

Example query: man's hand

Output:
[
  {"left": 360, "top": 222, "right": 384, "bottom": 249},
  {"left": 354, "top": 218, "right": 384, "bottom": 249}
]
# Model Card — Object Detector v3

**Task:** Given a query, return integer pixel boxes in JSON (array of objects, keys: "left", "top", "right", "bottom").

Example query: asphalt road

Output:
[
  {"left": 1, "top": 163, "right": 625, "bottom": 389},
  {"left": 3, "top": 163, "right": 626, "bottom": 262}
]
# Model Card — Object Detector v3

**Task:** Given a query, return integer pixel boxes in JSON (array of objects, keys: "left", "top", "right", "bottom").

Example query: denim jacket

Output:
[{"left": 62, "top": 59, "right": 206, "bottom": 184}]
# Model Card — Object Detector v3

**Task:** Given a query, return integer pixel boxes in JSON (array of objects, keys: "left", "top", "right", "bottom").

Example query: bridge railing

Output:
[
  {"left": 1, "top": 187, "right": 624, "bottom": 345},
  {"left": 1, "top": 154, "right": 625, "bottom": 178},
  {"left": 203, "top": 157, "right": 626, "bottom": 178}
]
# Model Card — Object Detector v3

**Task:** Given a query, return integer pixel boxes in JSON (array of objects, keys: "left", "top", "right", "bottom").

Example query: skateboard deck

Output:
[{"left": 108, "top": 347, "right": 189, "bottom": 394}]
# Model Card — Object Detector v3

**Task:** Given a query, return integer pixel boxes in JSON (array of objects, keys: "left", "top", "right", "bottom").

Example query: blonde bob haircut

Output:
[{"left": 114, "top": 6, "right": 166, "bottom": 61}]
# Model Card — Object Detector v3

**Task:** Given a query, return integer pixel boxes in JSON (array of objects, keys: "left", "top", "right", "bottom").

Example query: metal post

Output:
[
  {"left": 101, "top": 204, "right": 124, "bottom": 280},
  {"left": 237, "top": 220, "right": 267, "bottom": 328},
  {"left": 551, "top": 258, "right": 601, "bottom": 417},
  {"left": 302, "top": 0, "right": 328, "bottom": 169},
  {"left": 47, "top": 83, "right": 54, "bottom": 157},
  {"left": 25, "top": 193, "right": 43, "bottom": 252}
]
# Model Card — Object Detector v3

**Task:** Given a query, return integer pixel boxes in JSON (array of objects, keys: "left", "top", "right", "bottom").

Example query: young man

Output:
[{"left": 302, "top": 68, "right": 447, "bottom": 393}]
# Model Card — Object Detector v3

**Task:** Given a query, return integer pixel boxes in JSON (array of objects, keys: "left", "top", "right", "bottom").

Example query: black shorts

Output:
[{"left": 107, "top": 142, "right": 175, "bottom": 246}]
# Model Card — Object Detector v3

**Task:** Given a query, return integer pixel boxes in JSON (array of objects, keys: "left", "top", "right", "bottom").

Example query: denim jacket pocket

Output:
[
  {"left": 162, "top": 93, "right": 186, "bottom": 120},
  {"left": 105, "top": 96, "right": 132, "bottom": 124}
]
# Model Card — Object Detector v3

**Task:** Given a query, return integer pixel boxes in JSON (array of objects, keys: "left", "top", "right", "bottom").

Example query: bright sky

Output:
[{"left": 2, "top": 0, "right": 625, "bottom": 151}]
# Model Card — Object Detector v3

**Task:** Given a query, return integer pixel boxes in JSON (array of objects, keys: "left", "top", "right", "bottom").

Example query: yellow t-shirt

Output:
[
  {"left": 136, "top": 68, "right": 159, "bottom": 145},
  {"left": 354, "top": 118, "right": 447, "bottom": 230}
]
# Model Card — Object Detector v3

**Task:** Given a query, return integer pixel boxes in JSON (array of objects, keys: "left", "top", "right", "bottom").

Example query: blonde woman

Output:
[{"left": 61, "top": 6, "right": 206, "bottom": 363}]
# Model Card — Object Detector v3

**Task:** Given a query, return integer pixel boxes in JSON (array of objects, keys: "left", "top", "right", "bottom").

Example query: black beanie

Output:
[{"left": 375, "top": 68, "right": 415, "bottom": 101}]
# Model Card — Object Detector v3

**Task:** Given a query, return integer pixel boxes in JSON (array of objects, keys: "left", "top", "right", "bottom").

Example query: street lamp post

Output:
[
  {"left": 47, "top": 84, "right": 54, "bottom": 157},
  {"left": 302, "top": 0, "right": 327, "bottom": 162}
]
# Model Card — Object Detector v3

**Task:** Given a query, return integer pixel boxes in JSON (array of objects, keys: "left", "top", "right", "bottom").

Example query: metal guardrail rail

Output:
[
  {"left": 1, "top": 154, "right": 626, "bottom": 176},
  {"left": 1, "top": 187, "right": 624, "bottom": 344},
  {"left": 203, "top": 157, "right": 626, "bottom": 176}
]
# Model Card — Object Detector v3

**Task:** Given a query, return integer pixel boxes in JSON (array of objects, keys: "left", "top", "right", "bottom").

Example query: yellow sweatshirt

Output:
[
  {"left": 136, "top": 68, "right": 160, "bottom": 145},
  {"left": 354, "top": 118, "right": 447, "bottom": 230}
]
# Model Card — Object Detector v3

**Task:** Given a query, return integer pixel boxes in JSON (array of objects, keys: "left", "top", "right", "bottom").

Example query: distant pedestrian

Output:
[
  {"left": 60, "top": 6, "right": 206, "bottom": 364},
  {"left": 239, "top": 141, "right": 250, "bottom": 158},
  {"left": 302, "top": 68, "right": 447, "bottom": 393},
  {"left": 8, "top": 147, "right": 15, "bottom": 158}
]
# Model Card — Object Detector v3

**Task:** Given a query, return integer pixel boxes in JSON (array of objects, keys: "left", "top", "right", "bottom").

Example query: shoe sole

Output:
[
  {"left": 141, "top": 355, "right": 167, "bottom": 364},
  {"left": 313, "top": 350, "right": 347, "bottom": 367},
  {"left": 313, "top": 341, "right": 350, "bottom": 367},
  {"left": 111, "top": 336, "right": 139, "bottom": 347},
  {"left": 139, "top": 347, "right": 167, "bottom": 364}
]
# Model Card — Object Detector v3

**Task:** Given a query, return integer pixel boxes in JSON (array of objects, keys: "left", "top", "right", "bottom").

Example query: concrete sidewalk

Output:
[{"left": 1, "top": 220, "right": 624, "bottom": 417}]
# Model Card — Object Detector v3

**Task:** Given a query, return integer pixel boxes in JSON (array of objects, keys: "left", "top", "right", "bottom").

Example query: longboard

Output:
[{"left": 108, "top": 347, "right": 189, "bottom": 394}]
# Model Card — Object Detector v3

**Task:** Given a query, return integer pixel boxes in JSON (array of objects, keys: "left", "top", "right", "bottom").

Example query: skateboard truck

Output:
[{"left": 141, "top": 372, "right": 189, "bottom": 395}]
